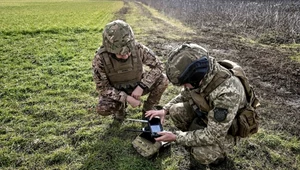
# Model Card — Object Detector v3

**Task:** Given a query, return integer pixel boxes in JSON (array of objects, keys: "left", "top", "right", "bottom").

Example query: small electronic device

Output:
[
  {"left": 147, "top": 117, "right": 163, "bottom": 138},
  {"left": 126, "top": 117, "right": 163, "bottom": 140}
]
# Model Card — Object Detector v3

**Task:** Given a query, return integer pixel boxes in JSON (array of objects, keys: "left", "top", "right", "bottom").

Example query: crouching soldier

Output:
[
  {"left": 92, "top": 20, "right": 168, "bottom": 121},
  {"left": 144, "top": 42, "right": 260, "bottom": 166}
]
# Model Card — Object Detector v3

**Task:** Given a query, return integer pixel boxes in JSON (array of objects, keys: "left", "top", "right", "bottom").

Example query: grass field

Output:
[
  {"left": 1, "top": 0, "right": 299, "bottom": 170},
  {"left": 0, "top": 0, "right": 125, "bottom": 169}
]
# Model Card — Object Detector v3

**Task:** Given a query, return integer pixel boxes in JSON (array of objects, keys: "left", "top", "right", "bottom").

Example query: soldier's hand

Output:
[
  {"left": 155, "top": 131, "right": 176, "bottom": 142},
  {"left": 126, "top": 95, "right": 141, "bottom": 108},
  {"left": 131, "top": 85, "right": 143, "bottom": 100},
  {"left": 145, "top": 109, "right": 166, "bottom": 124}
]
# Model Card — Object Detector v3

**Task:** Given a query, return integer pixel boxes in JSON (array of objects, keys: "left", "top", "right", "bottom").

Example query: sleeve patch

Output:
[{"left": 213, "top": 108, "right": 228, "bottom": 122}]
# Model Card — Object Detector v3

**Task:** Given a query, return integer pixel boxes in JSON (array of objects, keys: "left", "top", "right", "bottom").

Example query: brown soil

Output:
[{"left": 117, "top": 1, "right": 300, "bottom": 170}]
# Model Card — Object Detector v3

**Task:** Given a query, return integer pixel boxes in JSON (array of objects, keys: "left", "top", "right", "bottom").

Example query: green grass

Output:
[
  {"left": 0, "top": 1, "right": 184, "bottom": 169},
  {"left": 0, "top": 0, "right": 123, "bottom": 169},
  {"left": 233, "top": 130, "right": 300, "bottom": 170},
  {"left": 280, "top": 44, "right": 300, "bottom": 62},
  {"left": 0, "top": 1, "right": 187, "bottom": 169},
  {"left": 1, "top": 0, "right": 299, "bottom": 169},
  {"left": 0, "top": 0, "right": 118, "bottom": 34}
]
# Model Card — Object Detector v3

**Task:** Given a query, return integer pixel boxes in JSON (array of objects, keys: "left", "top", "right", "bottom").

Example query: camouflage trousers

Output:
[
  {"left": 96, "top": 74, "right": 168, "bottom": 118},
  {"left": 169, "top": 102, "right": 235, "bottom": 165}
]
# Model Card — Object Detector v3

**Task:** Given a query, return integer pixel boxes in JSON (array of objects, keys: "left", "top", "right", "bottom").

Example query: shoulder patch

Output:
[{"left": 213, "top": 108, "right": 228, "bottom": 122}]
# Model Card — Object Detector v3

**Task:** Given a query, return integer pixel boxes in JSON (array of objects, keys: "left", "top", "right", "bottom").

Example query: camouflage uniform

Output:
[
  {"left": 92, "top": 20, "right": 168, "bottom": 119},
  {"left": 164, "top": 43, "right": 247, "bottom": 165}
]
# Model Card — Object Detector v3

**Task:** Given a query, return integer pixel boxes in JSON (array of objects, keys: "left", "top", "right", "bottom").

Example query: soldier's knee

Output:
[
  {"left": 169, "top": 105, "right": 176, "bottom": 121},
  {"left": 153, "top": 74, "right": 169, "bottom": 90},
  {"left": 169, "top": 103, "right": 184, "bottom": 118},
  {"left": 169, "top": 103, "right": 189, "bottom": 131}
]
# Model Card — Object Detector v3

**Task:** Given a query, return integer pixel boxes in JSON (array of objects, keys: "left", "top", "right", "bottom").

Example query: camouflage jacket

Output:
[
  {"left": 165, "top": 56, "right": 247, "bottom": 147},
  {"left": 92, "top": 42, "right": 164, "bottom": 103}
]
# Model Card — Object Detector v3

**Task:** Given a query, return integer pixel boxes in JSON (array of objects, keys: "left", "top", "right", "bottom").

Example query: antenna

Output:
[
  {"left": 125, "top": 118, "right": 149, "bottom": 123},
  {"left": 124, "top": 129, "right": 151, "bottom": 133},
  {"left": 125, "top": 117, "right": 163, "bottom": 138}
]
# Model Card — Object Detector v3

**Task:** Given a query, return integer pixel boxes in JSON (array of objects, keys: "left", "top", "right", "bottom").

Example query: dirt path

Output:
[
  {"left": 121, "top": 1, "right": 300, "bottom": 135},
  {"left": 117, "top": 1, "right": 300, "bottom": 169}
]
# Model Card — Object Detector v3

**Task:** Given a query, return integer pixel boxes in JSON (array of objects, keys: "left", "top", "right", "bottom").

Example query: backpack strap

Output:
[
  {"left": 189, "top": 64, "right": 231, "bottom": 118},
  {"left": 218, "top": 60, "right": 260, "bottom": 108},
  {"left": 202, "top": 68, "right": 231, "bottom": 96}
]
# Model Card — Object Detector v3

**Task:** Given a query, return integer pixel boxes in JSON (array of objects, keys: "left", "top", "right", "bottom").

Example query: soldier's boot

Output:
[
  {"left": 113, "top": 103, "right": 127, "bottom": 122},
  {"left": 210, "top": 156, "right": 227, "bottom": 166}
]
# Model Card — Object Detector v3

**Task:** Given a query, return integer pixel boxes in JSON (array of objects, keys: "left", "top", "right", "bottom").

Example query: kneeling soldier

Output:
[{"left": 92, "top": 20, "right": 168, "bottom": 121}]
